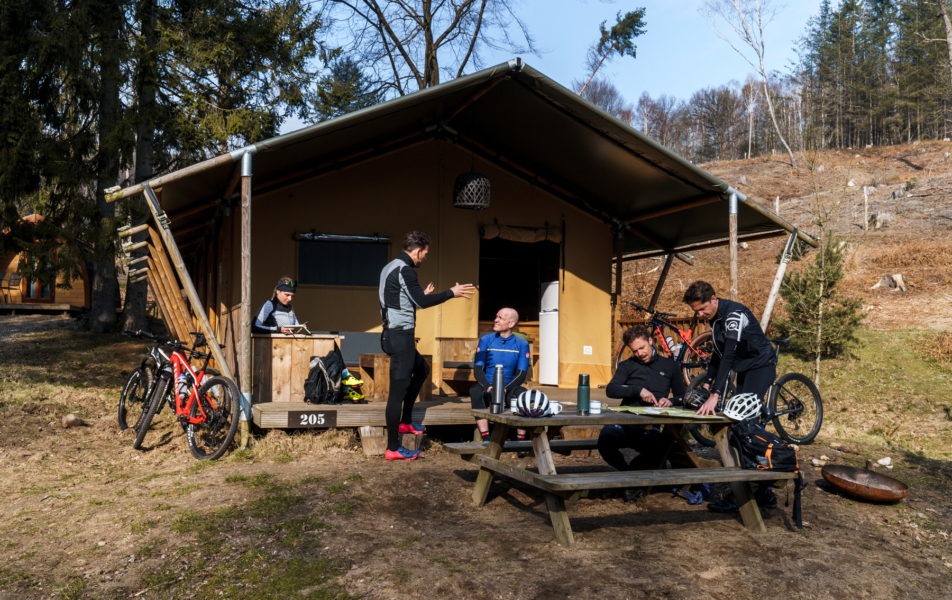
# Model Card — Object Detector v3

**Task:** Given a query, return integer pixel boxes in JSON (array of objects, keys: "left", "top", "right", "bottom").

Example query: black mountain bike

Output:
[
  {"left": 686, "top": 339, "right": 824, "bottom": 447},
  {"left": 118, "top": 330, "right": 172, "bottom": 434}
]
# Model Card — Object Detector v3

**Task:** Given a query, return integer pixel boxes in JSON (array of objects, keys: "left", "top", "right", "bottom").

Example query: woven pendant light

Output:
[{"left": 453, "top": 169, "right": 491, "bottom": 209}]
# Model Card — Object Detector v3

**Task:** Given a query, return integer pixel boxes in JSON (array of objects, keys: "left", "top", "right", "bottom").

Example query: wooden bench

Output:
[
  {"left": 358, "top": 353, "right": 432, "bottom": 401},
  {"left": 444, "top": 439, "right": 600, "bottom": 457}
]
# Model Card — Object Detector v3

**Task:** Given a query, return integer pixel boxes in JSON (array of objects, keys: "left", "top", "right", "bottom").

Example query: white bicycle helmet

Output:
[
  {"left": 722, "top": 392, "right": 762, "bottom": 422},
  {"left": 516, "top": 390, "right": 550, "bottom": 418}
]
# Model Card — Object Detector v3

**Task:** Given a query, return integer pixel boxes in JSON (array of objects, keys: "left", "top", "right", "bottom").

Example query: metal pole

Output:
[
  {"left": 760, "top": 230, "right": 798, "bottom": 329},
  {"left": 239, "top": 149, "right": 255, "bottom": 447},
  {"left": 729, "top": 193, "right": 739, "bottom": 302},
  {"left": 613, "top": 230, "right": 624, "bottom": 353},
  {"left": 647, "top": 253, "right": 675, "bottom": 311}
]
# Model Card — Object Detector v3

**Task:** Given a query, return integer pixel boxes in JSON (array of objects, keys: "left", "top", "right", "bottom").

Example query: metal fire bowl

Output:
[{"left": 821, "top": 465, "right": 909, "bottom": 502}]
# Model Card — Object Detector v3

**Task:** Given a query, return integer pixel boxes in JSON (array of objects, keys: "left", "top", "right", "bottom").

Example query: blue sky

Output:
[
  {"left": 487, "top": 0, "right": 824, "bottom": 101},
  {"left": 280, "top": 0, "right": 823, "bottom": 133}
]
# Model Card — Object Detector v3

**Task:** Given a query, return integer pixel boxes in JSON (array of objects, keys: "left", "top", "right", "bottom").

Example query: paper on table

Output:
[{"left": 607, "top": 406, "right": 723, "bottom": 420}]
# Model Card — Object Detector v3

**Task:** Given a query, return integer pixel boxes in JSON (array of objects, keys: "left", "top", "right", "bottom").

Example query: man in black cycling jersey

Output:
[
  {"left": 683, "top": 280, "right": 777, "bottom": 512},
  {"left": 379, "top": 231, "right": 475, "bottom": 461}
]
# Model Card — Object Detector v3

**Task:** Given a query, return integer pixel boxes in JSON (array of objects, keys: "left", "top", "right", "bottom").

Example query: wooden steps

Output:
[{"left": 252, "top": 398, "right": 473, "bottom": 429}]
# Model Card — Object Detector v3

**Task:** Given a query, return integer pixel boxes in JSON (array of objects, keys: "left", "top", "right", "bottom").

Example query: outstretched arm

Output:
[
  {"left": 605, "top": 362, "right": 642, "bottom": 399},
  {"left": 402, "top": 266, "right": 453, "bottom": 308}
]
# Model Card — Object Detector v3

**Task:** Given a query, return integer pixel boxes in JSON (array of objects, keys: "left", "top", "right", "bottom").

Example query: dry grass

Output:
[
  {"left": 251, "top": 428, "right": 359, "bottom": 459},
  {"left": 927, "top": 332, "right": 952, "bottom": 365},
  {"left": 866, "top": 239, "right": 952, "bottom": 282}
]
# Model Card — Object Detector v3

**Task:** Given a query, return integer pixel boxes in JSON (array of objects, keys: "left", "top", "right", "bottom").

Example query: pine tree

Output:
[
  {"left": 313, "top": 57, "right": 382, "bottom": 122},
  {"left": 773, "top": 233, "right": 866, "bottom": 384}
]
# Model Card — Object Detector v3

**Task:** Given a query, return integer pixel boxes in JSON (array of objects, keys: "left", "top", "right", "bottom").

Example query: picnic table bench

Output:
[{"left": 445, "top": 409, "right": 797, "bottom": 548}]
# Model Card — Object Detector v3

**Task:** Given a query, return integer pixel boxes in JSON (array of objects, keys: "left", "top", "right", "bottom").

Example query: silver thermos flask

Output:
[{"left": 491, "top": 365, "right": 506, "bottom": 414}]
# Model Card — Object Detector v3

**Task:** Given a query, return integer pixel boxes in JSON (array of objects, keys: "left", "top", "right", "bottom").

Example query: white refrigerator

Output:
[{"left": 539, "top": 281, "right": 559, "bottom": 385}]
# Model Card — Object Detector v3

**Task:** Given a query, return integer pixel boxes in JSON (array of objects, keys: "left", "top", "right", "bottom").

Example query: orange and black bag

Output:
[{"left": 729, "top": 420, "right": 804, "bottom": 529}]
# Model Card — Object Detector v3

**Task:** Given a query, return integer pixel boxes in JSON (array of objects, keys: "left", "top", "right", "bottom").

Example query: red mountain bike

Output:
[
  {"left": 614, "top": 302, "right": 714, "bottom": 385},
  {"left": 132, "top": 333, "right": 240, "bottom": 460}
]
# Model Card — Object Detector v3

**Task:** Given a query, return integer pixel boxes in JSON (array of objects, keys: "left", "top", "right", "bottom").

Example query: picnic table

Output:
[{"left": 445, "top": 408, "right": 798, "bottom": 548}]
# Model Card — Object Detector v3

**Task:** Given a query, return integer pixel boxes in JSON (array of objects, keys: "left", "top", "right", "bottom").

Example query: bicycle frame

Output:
[
  {"left": 168, "top": 351, "right": 214, "bottom": 425},
  {"left": 646, "top": 314, "right": 709, "bottom": 365}
]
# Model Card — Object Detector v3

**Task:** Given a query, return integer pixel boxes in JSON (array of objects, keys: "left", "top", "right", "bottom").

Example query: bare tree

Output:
[
  {"left": 739, "top": 75, "right": 760, "bottom": 159},
  {"left": 573, "top": 78, "right": 633, "bottom": 123},
  {"left": 701, "top": 0, "right": 798, "bottom": 168},
  {"left": 321, "top": 0, "right": 538, "bottom": 96}
]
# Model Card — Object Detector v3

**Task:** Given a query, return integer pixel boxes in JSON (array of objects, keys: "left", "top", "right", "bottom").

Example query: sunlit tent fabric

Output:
[{"left": 148, "top": 59, "right": 807, "bottom": 256}]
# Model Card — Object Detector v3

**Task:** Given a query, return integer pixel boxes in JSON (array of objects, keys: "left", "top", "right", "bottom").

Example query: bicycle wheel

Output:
[
  {"left": 684, "top": 373, "right": 736, "bottom": 448},
  {"left": 187, "top": 376, "right": 240, "bottom": 460},
  {"left": 767, "top": 373, "right": 823, "bottom": 444},
  {"left": 133, "top": 376, "right": 169, "bottom": 450},
  {"left": 118, "top": 365, "right": 153, "bottom": 431},
  {"left": 681, "top": 331, "right": 713, "bottom": 386}
]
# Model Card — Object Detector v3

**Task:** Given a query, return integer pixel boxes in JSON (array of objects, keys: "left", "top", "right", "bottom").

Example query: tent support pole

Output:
[
  {"left": 613, "top": 231, "right": 624, "bottom": 355},
  {"left": 647, "top": 254, "right": 675, "bottom": 312},
  {"left": 239, "top": 150, "right": 255, "bottom": 448},
  {"left": 760, "top": 230, "right": 798, "bottom": 330},
  {"left": 729, "top": 193, "right": 739, "bottom": 302}
]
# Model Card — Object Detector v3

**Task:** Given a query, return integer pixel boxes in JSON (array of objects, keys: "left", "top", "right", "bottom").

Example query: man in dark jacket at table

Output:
[{"left": 600, "top": 325, "right": 685, "bottom": 502}]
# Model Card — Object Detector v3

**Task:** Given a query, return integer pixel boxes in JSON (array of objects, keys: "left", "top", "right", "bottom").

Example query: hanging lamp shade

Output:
[{"left": 453, "top": 169, "right": 491, "bottom": 209}]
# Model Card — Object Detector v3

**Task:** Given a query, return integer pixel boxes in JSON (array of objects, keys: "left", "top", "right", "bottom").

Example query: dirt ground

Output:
[{"left": 0, "top": 323, "right": 951, "bottom": 599}]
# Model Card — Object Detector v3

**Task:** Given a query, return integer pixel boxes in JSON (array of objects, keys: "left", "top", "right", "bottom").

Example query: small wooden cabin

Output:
[{"left": 0, "top": 214, "right": 90, "bottom": 312}]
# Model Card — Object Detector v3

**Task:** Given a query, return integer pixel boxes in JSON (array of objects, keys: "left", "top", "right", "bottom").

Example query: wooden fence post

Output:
[
  {"left": 239, "top": 150, "right": 255, "bottom": 447},
  {"left": 729, "top": 192, "right": 739, "bottom": 302}
]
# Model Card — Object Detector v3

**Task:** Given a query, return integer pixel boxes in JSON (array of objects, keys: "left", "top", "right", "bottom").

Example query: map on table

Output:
[{"left": 607, "top": 406, "right": 724, "bottom": 420}]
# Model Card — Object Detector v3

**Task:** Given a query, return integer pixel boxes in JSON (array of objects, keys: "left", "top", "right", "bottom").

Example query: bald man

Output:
[{"left": 472, "top": 308, "right": 531, "bottom": 441}]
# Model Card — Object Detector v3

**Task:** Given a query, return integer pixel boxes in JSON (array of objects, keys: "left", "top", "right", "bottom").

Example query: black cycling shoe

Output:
[
  {"left": 707, "top": 489, "right": 777, "bottom": 513},
  {"left": 707, "top": 495, "right": 739, "bottom": 513},
  {"left": 757, "top": 488, "right": 778, "bottom": 509},
  {"left": 622, "top": 487, "right": 647, "bottom": 503}
]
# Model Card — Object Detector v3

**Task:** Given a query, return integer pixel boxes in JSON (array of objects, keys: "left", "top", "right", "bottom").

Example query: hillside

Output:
[{"left": 621, "top": 142, "right": 952, "bottom": 332}]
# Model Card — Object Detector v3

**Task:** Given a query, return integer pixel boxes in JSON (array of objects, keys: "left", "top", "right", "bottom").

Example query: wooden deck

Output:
[
  {"left": 252, "top": 397, "right": 474, "bottom": 429},
  {"left": 0, "top": 303, "right": 83, "bottom": 314}
]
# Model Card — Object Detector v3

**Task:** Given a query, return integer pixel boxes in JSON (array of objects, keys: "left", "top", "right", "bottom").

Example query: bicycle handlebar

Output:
[
  {"left": 628, "top": 302, "right": 677, "bottom": 319},
  {"left": 125, "top": 329, "right": 211, "bottom": 358}
]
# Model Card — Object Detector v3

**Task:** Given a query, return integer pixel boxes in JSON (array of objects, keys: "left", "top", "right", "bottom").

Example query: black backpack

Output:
[
  {"left": 303, "top": 349, "right": 344, "bottom": 405},
  {"left": 729, "top": 420, "right": 804, "bottom": 529}
]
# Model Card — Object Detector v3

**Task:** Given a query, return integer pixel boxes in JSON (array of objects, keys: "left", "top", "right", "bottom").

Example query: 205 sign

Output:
[{"left": 287, "top": 410, "right": 337, "bottom": 428}]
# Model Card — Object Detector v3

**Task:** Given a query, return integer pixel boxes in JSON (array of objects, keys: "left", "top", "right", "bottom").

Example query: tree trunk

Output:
[
  {"left": 814, "top": 236, "right": 826, "bottom": 386},
  {"left": 89, "top": 0, "right": 123, "bottom": 334},
  {"left": 121, "top": 0, "right": 157, "bottom": 332},
  {"left": 939, "top": 0, "right": 952, "bottom": 94},
  {"left": 422, "top": 0, "right": 439, "bottom": 88},
  {"left": 760, "top": 76, "right": 797, "bottom": 169}
]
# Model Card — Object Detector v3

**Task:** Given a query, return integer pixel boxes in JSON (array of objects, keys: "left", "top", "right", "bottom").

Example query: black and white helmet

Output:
[
  {"left": 684, "top": 386, "right": 711, "bottom": 409},
  {"left": 723, "top": 392, "right": 762, "bottom": 422},
  {"left": 516, "top": 390, "right": 550, "bottom": 418}
]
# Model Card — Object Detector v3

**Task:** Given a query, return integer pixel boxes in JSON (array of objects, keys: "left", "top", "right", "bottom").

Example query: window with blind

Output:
[{"left": 298, "top": 240, "right": 389, "bottom": 287}]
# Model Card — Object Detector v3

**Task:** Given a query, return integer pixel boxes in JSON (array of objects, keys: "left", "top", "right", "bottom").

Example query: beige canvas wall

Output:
[{"left": 247, "top": 141, "right": 613, "bottom": 384}]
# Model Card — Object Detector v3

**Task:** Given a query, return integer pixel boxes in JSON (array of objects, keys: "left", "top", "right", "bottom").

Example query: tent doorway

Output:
[{"left": 477, "top": 237, "right": 560, "bottom": 322}]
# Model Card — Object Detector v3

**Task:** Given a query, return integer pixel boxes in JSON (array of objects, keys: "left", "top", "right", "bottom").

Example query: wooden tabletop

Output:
[
  {"left": 471, "top": 408, "right": 731, "bottom": 427},
  {"left": 251, "top": 333, "right": 344, "bottom": 339}
]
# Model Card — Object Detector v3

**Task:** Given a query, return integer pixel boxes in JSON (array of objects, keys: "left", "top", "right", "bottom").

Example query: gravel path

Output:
[{"left": 0, "top": 314, "right": 84, "bottom": 343}]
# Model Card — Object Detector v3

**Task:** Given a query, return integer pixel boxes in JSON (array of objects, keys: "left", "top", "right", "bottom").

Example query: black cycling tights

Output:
[{"left": 382, "top": 329, "right": 430, "bottom": 452}]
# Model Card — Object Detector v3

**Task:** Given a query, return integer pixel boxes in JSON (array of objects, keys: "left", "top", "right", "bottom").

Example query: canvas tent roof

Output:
[{"left": 116, "top": 59, "right": 814, "bottom": 256}]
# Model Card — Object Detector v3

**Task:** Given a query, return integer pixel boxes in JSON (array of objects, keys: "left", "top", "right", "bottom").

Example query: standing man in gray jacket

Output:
[{"left": 379, "top": 231, "right": 475, "bottom": 460}]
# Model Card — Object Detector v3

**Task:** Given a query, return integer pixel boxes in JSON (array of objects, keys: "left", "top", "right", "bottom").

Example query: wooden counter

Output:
[{"left": 251, "top": 334, "right": 343, "bottom": 403}]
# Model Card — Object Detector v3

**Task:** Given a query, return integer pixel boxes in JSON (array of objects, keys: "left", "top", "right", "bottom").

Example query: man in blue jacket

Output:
[{"left": 471, "top": 308, "right": 530, "bottom": 442}]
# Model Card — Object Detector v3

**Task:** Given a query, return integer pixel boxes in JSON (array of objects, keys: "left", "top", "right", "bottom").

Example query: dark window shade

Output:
[{"left": 298, "top": 241, "right": 388, "bottom": 287}]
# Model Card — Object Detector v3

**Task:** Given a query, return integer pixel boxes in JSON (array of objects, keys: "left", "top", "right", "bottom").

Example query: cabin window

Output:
[
  {"left": 298, "top": 239, "right": 389, "bottom": 287},
  {"left": 21, "top": 255, "right": 54, "bottom": 302}
]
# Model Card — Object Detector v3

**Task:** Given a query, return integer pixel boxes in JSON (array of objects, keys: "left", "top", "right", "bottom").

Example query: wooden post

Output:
[
  {"left": 647, "top": 253, "right": 675, "bottom": 311},
  {"left": 239, "top": 150, "right": 255, "bottom": 447},
  {"left": 141, "top": 184, "right": 235, "bottom": 384},
  {"left": 760, "top": 231, "right": 798, "bottom": 330},
  {"left": 863, "top": 186, "right": 869, "bottom": 231},
  {"left": 775, "top": 196, "right": 779, "bottom": 215},
  {"left": 729, "top": 193, "right": 739, "bottom": 302},
  {"left": 713, "top": 425, "right": 766, "bottom": 533},
  {"left": 613, "top": 231, "right": 624, "bottom": 352}
]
